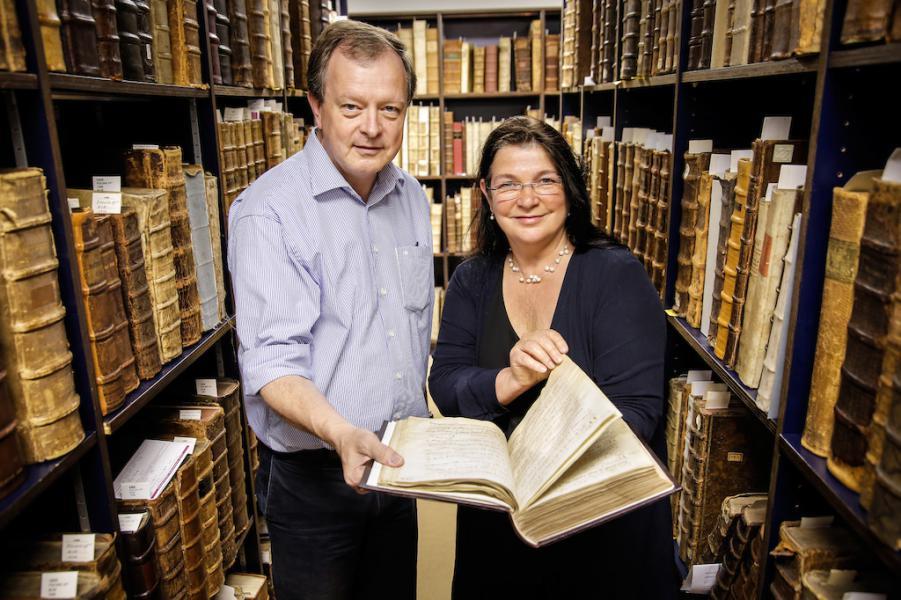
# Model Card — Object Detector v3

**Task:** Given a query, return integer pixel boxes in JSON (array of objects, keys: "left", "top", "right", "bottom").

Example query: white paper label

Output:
[
  {"left": 882, "top": 148, "right": 901, "bottom": 183},
  {"left": 778, "top": 165, "right": 808, "bottom": 190},
  {"left": 41, "top": 572, "right": 79, "bottom": 599},
  {"left": 680, "top": 564, "right": 720, "bottom": 594},
  {"left": 600, "top": 127, "right": 614, "bottom": 142},
  {"left": 686, "top": 370, "right": 713, "bottom": 383},
  {"left": 92, "top": 192, "right": 122, "bottom": 214},
  {"left": 664, "top": 134, "right": 673, "bottom": 149},
  {"left": 179, "top": 409, "right": 202, "bottom": 421},
  {"left": 118, "top": 481, "right": 152, "bottom": 500},
  {"left": 118, "top": 512, "right": 145, "bottom": 533},
  {"left": 843, "top": 594, "right": 887, "bottom": 600},
  {"left": 760, "top": 116, "right": 792, "bottom": 141},
  {"left": 92, "top": 176, "right": 121, "bottom": 192},
  {"left": 132, "top": 144, "right": 159, "bottom": 150},
  {"left": 730, "top": 150, "right": 753, "bottom": 173},
  {"left": 632, "top": 128, "right": 649, "bottom": 146},
  {"left": 61, "top": 534, "right": 95, "bottom": 562},
  {"left": 620, "top": 127, "right": 633, "bottom": 143},
  {"left": 704, "top": 390, "right": 731, "bottom": 409},
  {"left": 215, "top": 585, "right": 238, "bottom": 600},
  {"left": 248, "top": 99, "right": 265, "bottom": 112},
  {"left": 773, "top": 143, "right": 795, "bottom": 163},
  {"left": 800, "top": 515, "right": 834, "bottom": 528},
  {"left": 596, "top": 116, "right": 611, "bottom": 129},
  {"left": 172, "top": 436, "right": 197, "bottom": 453},
  {"left": 827, "top": 570, "right": 857, "bottom": 586},
  {"left": 765, "top": 183, "right": 777, "bottom": 202},
  {"left": 261, "top": 548, "right": 272, "bottom": 564},
  {"left": 146, "top": 44, "right": 152, "bottom": 61},
  {"left": 688, "top": 139, "right": 713, "bottom": 154},
  {"left": 196, "top": 379, "right": 218, "bottom": 396},
  {"left": 709, "top": 154, "right": 731, "bottom": 178},
  {"left": 67, "top": 198, "right": 80, "bottom": 211}
]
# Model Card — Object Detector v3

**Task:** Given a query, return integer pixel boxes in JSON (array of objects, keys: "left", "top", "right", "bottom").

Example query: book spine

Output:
[
  {"left": 687, "top": 172, "right": 713, "bottom": 328},
  {"left": 840, "top": 0, "right": 893, "bottom": 44},
  {"left": 621, "top": 0, "right": 641, "bottom": 79},
  {"left": 687, "top": 0, "right": 705, "bottom": 69},
  {"left": 675, "top": 152, "right": 711, "bottom": 315},
  {"left": 205, "top": 0, "right": 223, "bottom": 84},
  {"left": 707, "top": 176, "right": 738, "bottom": 348},
  {"left": 91, "top": 0, "right": 124, "bottom": 79}
]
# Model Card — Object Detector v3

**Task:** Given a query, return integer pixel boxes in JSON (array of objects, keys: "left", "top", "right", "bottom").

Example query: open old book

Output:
[{"left": 362, "top": 357, "right": 676, "bottom": 547}]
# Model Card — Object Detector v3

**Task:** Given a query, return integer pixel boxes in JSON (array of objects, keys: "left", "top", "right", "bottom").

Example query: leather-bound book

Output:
[
  {"left": 58, "top": 0, "right": 100, "bottom": 75},
  {"left": 700, "top": 493, "right": 766, "bottom": 564},
  {"left": 687, "top": 0, "right": 705, "bottom": 69},
  {"left": 121, "top": 188, "right": 181, "bottom": 363},
  {"left": 633, "top": 147, "right": 652, "bottom": 258},
  {"left": 621, "top": 0, "right": 641, "bottom": 78},
  {"left": 0, "top": 169, "right": 84, "bottom": 464},
  {"left": 666, "top": 0, "right": 682, "bottom": 73},
  {"left": 629, "top": 145, "right": 645, "bottom": 253},
  {"left": 498, "top": 36, "right": 512, "bottom": 92},
  {"left": 167, "top": 0, "right": 188, "bottom": 84},
  {"left": 484, "top": 44, "right": 498, "bottom": 93},
  {"left": 0, "top": 0, "right": 27, "bottom": 72},
  {"left": 795, "top": 0, "right": 826, "bottom": 54},
  {"left": 651, "top": 151, "right": 672, "bottom": 293},
  {"left": 829, "top": 177, "right": 901, "bottom": 493},
  {"left": 530, "top": 19, "right": 542, "bottom": 91},
  {"left": 124, "top": 148, "right": 202, "bottom": 347},
  {"left": 472, "top": 45, "right": 485, "bottom": 94},
  {"left": 411, "top": 20, "right": 426, "bottom": 96},
  {"left": 228, "top": 0, "right": 252, "bottom": 86},
  {"left": 801, "top": 173, "right": 874, "bottom": 458},
  {"left": 643, "top": 0, "right": 658, "bottom": 78},
  {"left": 149, "top": 0, "right": 173, "bottom": 83},
  {"left": 621, "top": 143, "right": 636, "bottom": 245},
  {"left": 183, "top": 0, "right": 203, "bottom": 85},
  {"left": 589, "top": 137, "right": 602, "bottom": 226},
  {"left": 212, "top": 0, "right": 232, "bottom": 85},
  {"left": 218, "top": 121, "right": 238, "bottom": 206},
  {"left": 735, "top": 184, "right": 798, "bottom": 387},
  {"left": 656, "top": 0, "right": 671, "bottom": 73},
  {"left": 868, "top": 359, "right": 901, "bottom": 549},
  {"left": 70, "top": 208, "right": 140, "bottom": 414},
  {"left": 709, "top": 498, "right": 767, "bottom": 599},
  {"left": 677, "top": 397, "right": 769, "bottom": 565},
  {"left": 119, "top": 511, "right": 161, "bottom": 598},
  {"left": 0, "top": 366, "right": 25, "bottom": 499},
  {"left": 613, "top": 141, "right": 626, "bottom": 242},
  {"left": 262, "top": 111, "right": 284, "bottom": 169},
  {"left": 204, "top": 173, "right": 226, "bottom": 321},
  {"left": 116, "top": 0, "right": 144, "bottom": 80},
  {"left": 425, "top": 26, "right": 438, "bottom": 95},
  {"left": 666, "top": 376, "right": 688, "bottom": 535},
  {"left": 251, "top": 119, "right": 266, "bottom": 176},
  {"left": 636, "top": 0, "right": 648, "bottom": 77},
  {"left": 267, "top": 0, "right": 283, "bottom": 89},
  {"left": 601, "top": 0, "right": 616, "bottom": 80},
  {"left": 442, "top": 39, "right": 462, "bottom": 94},
  {"left": 760, "top": 0, "right": 777, "bottom": 59},
  {"left": 0, "top": 572, "right": 105, "bottom": 599},
  {"left": 841, "top": 0, "right": 894, "bottom": 44},
  {"left": 226, "top": 574, "right": 269, "bottom": 600},
  {"left": 166, "top": 443, "right": 205, "bottom": 599},
  {"left": 543, "top": 33, "right": 559, "bottom": 92},
  {"left": 699, "top": 0, "right": 715, "bottom": 68},
  {"left": 650, "top": 0, "right": 662, "bottom": 73},
  {"left": 514, "top": 35, "right": 531, "bottom": 92},
  {"left": 184, "top": 166, "right": 219, "bottom": 331},
  {"left": 599, "top": 142, "right": 612, "bottom": 235},
  {"left": 748, "top": 0, "right": 765, "bottom": 62},
  {"left": 91, "top": 0, "right": 124, "bottom": 79},
  {"left": 279, "top": 0, "right": 291, "bottom": 88},
  {"left": 711, "top": 0, "right": 732, "bottom": 67},
  {"left": 248, "top": 0, "right": 273, "bottom": 88},
  {"left": 675, "top": 151, "right": 712, "bottom": 315},
  {"left": 770, "top": 0, "right": 795, "bottom": 59},
  {"left": 307, "top": 0, "right": 330, "bottom": 41},
  {"left": 707, "top": 172, "right": 738, "bottom": 348},
  {"left": 730, "top": 0, "right": 754, "bottom": 64},
  {"left": 687, "top": 172, "right": 713, "bottom": 328},
  {"left": 36, "top": 0, "right": 67, "bottom": 72},
  {"left": 561, "top": 0, "right": 575, "bottom": 88},
  {"left": 133, "top": 0, "right": 153, "bottom": 81},
  {"left": 769, "top": 522, "right": 861, "bottom": 599},
  {"left": 205, "top": 0, "right": 223, "bottom": 84}
]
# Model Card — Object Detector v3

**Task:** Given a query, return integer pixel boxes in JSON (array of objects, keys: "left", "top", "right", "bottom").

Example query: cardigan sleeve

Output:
[
  {"left": 590, "top": 249, "right": 666, "bottom": 442},
  {"left": 428, "top": 260, "right": 506, "bottom": 420}
]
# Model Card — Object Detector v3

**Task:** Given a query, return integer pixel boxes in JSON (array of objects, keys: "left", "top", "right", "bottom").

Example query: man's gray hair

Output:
[{"left": 307, "top": 20, "right": 416, "bottom": 105}]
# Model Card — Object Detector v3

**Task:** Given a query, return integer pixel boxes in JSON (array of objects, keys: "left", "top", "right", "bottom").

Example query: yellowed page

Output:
[
  {"left": 378, "top": 417, "right": 518, "bottom": 507},
  {"left": 508, "top": 356, "right": 622, "bottom": 508}
]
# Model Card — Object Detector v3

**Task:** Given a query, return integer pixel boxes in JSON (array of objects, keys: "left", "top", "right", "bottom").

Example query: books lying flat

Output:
[{"left": 363, "top": 357, "right": 676, "bottom": 547}]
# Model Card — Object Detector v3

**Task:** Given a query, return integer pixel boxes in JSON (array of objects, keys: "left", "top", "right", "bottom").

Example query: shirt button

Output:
[
  {"left": 395, "top": 372, "right": 402, "bottom": 380},
  {"left": 387, "top": 329, "right": 396, "bottom": 338},
  {"left": 379, "top": 287, "right": 387, "bottom": 296}
]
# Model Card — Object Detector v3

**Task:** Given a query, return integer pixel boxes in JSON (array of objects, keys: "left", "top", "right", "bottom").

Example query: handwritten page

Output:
[{"left": 508, "top": 357, "right": 622, "bottom": 508}]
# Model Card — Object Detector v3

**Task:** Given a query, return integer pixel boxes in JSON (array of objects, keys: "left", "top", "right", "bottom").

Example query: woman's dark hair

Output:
[{"left": 473, "top": 116, "right": 616, "bottom": 257}]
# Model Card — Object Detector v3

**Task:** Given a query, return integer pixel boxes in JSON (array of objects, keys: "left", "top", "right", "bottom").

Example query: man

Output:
[{"left": 227, "top": 20, "right": 433, "bottom": 600}]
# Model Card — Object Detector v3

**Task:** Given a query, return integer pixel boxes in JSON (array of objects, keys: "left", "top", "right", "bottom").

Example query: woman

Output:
[{"left": 428, "top": 117, "right": 677, "bottom": 599}]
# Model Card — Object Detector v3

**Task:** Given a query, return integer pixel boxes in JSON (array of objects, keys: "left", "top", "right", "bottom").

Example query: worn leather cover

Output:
[
  {"left": 121, "top": 187, "right": 182, "bottom": 363},
  {"left": 699, "top": 0, "right": 716, "bottom": 68},
  {"left": 262, "top": 111, "right": 284, "bottom": 169},
  {"left": 149, "top": 0, "right": 173, "bottom": 83},
  {"left": 637, "top": 0, "right": 656, "bottom": 78},
  {"left": 675, "top": 152, "right": 712, "bottom": 315},
  {"left": 666, "top": 376, "right": 688, "bottom": 537},
  {"left": 770, "top": 0, "right": 795, "bottom": 59},
  {"left": 840, "top": 0, "right": 894, "bottom": 44},
  {"left": 0, "top": 368, "right": 24, "bottom": 498},
  {"left": 651, "top": 151, "right": 672, "bottom": 294},
  {"left": 119, "top": 512, "right": 161, "bottom": 597},
  {"left": 124, "top": 147, "right": 202, "bottom": 347},
  {"left": 268, "top": 0, "right": 283, "bottom": 90},
  {"left": 248, "top": 0, "right": 274, "bottom": 88},
  {"left": 115, "top": 0, "right": 144, "bottom": 79},
  {"left": 280, "top": 0, "right": 292, "bottom": 88},
  {"left": 0, "top": 169, "right": 84, "bottom": 464},
  {"left": 687, "top": 0, "right": 705, "bottom": 69},
  {"left": 869, "top": 408, "right": 901, "bottom": 549},
  {"left": 631, "top": 146, "right": 650, "bottom": 258},
  {"left": 213, "top": 0, "right": 232, "bottom": 84},
  {"left": 802, "top": 174, "right": 874, "bottom": 457},
  {"left": 91, "top": 0, "right": 124, "bottom": 79},
  {"left": 289, "top": 0, "right": 309, "bottom": 89},
  {"left": 545, "top": 33, "right": 560, "bottom": 90},
  {"left": 37, "top": 0, "right": 67, "bottom": 72},
  {"left": 204, "top": 174, "right": 226, "bottom": 321},
  {"left": 736, "top": 187, "right": 798, "bottom": 387},
  {"left": 0, "top": 0, "right": 27, "bottom": 72},
  {"left": 700, "top": 493, "right": 766, "bottom": 564},
  {"left": 769, "top": 522, "right": 861, "bottom": 599},
  {"left": 59, "top": 0, "right": 101, "bottom": 76},
  {"left": 183, "top": 0, "right": 203, "bottom": 85},
  {"left": 205, "top": 0, "right": 222, "bottom": 84},
  {"left": 621, "top": 0, "right": 641, "bottom": 78},
  {"left": 183, "top": 166, "right": 219, "bottom": 331},
  {"left": 0, "top": 572, "right": 104, "bottom": 600},
  {"left": 795, "top": 0, "right": 826, "bottom": 53},
  {"left": 709, "top": 498, "right": 766, "bottom": 599},
  {"left": 6, "top": 533, "right": 119, "bottom": 580},
  {"left": 687, "top": 172, "right": 713, "bottom": 328},
  {"left": 712, "top": 159, "right": 750, "bottom": 355},
  {"left": 829, "top": 178, "right": 901, "bottom": 492},
  {"left": 133, "top": 0, "right": 153, "bottom": 80},
  {"left": 514, "top": 36, "right": 531, "bottom": 92},
  {"left": 218, "top": 121, "right": 237, "bottom": 208},
  {"left": 228, "top": 0, "right": 252, "bottom": 86},
  {"left": 167, "top": 0, "right": 188, "bottom": 85}
]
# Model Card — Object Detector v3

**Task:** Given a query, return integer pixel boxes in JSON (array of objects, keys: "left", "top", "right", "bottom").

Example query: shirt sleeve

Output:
[
  {"left": 229, "top": 213, "right": 320, "bottom": 395},
  {"left": 591, "top": 251, "right": 666, "bottom": 442},
  {"left": 428, "top": 262, "right": 505, "bottom": 420}
]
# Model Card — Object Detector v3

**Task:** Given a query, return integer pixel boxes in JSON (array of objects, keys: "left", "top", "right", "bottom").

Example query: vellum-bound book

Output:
[
  {"left": 183, "top": 166, "right": 219, "bottom": 331},
  {"left": 363, "top": 357, "right": 676, "bottom": 547}
]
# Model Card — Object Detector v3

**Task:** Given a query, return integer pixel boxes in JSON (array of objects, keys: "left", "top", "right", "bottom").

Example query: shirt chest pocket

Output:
[{"left": 395, "top": 245, "right": 432, "bottom": 311}]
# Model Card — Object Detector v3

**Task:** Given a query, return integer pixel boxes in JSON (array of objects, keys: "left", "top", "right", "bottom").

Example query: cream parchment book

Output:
[{"left": 362, "top": 357, "right": 676, "bottom": 547}]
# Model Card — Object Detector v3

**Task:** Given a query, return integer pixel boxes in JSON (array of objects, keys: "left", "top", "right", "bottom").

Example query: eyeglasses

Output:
[{"left": 486, "top": 177, "right": 564, "bottom": 201}]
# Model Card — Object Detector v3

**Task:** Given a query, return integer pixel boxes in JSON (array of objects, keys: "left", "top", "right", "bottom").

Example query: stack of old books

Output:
[
  {"left": 0, "top": 169, "right": 85, "bottom": 464},
  {"left": 700, "top": 494, "right": 767, "bottom": 599}
]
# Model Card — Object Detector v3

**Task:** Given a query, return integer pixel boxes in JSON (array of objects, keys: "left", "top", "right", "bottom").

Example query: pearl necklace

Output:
[{"left": 507, "top": 244, "right": 570, "bottom": 284}]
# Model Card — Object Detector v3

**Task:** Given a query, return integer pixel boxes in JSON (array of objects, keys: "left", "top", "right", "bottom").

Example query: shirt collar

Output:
[{"left": 306, "top": 128, "right": 405, "bottom": 204}]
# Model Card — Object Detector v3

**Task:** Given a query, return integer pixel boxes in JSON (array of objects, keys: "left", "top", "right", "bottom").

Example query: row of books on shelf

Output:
[
  {"left": 392, "top": 19, "right": 560, "bottom": 96},
  {"left": 217, "top": 100, "right": 307, "bottom": 213},
  {"left": 0, "top": 147, "right": 230, "bottom": 493},
  {"left": 0, "top": 0, "right": 338, "bottom": 90}
]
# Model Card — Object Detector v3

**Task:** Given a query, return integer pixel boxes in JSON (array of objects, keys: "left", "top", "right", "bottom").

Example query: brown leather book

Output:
[
  {"left": 118, "top": 511, "right": 161, "bottom": 598},
  {"left": 183, "top": 0, "right": 203, "bottom": 85},
  {"left": 184, "top": 166, "right": 219, "bottom": 331},
  {"left": 711, "top": 499, "right": 767, "bottom": 599},
  {"left": 687, "top": 172, "right": 713, "bottom": 328},
  {"left": 262, "top": 111, "right": 284, "bottom": 169},
  {"left": 0, "top": 169, "right": 85, "bottom": 464},
  {"left": 91, "top": 0, "right": 124, "bottom": 79},
  {"left": 795, "top": 0, "right": 826, "bottom": 54},
  {"left": 675, "top": 152, "right": 712, "bottom": 315},
  {"left": 484, "top": 44, "right": 499, "bottom": 93},
  {"left": 514, "top": 35, "right": 531, "bottom": 92},
  {"left": 666, "top": 0, "right": 682, "bottom": 72},
  {"left": 868, "top": 363, "right": 901, "bottom": 549},
  {"left": 228, "top": 0, "right": 252, "bottom": 86},
  {"left": 666, "top": 376, "right": 688, "bottom": 536},
  {"left": 279, "top": 0, "right": 291, "bottom": 88},
  {"left": 640, "top": 0, "right": 658, "bottom": 78},
  {"left": 268, "top": 0, "right": 282, "bottom": 89},
  {"left": 699, "top": 0, "right": 716, "bottom": 68},
  {"left": 0, "top": 0, "right": 27, "bottom": 72},
  {"left": 530, "top": 19, "right": 542, "bottom": 91},
  {"left": 205, "top": 0, "right": 223, "bottom": 84},
  {"left": 621, "top": 0, "right": 641, "bottom": 78},
  {"left": 204, "top": 173, "right": 227, "bottom": 322},
  {"left": 700, "top": 493, "right": 766, "bottom": 564},
  {"left": 599, "top": 142, "right": 612, "bottom": 236},
  {"left": 218, "top": 121, "right": 238, "bottom": 208},
  {"left": 133, "top": 0, "right": 154, "bottom": 81},
  {"left": 613, "top": 142, "right": 627, "bottom": 242},
  {"left": 677, "top": 397, "right": 769, "bottom": 565},
  {"left": 711, "top": 0, "right": 732, "bottom": 67},
  {"left": 600, "top": 0, "right": 616, "bottom": 80},
  {"left": 590, "top": 3, "right": 601, "bottom": 83},
  {"left": 841, "top": 0, "right": 894, "bottom": 43},
  {"left": 769, "top": 521, "right": 861, "bottom": 599},
  {"left": 801, "top": 173, "right": 874, "bottom": 458},
  {"left": 167, "top": 0, "right": 189, "bottom": 84},
  {"left": 124, "top": 147, "right": 203, "bottom": 347},
  {"left": 149, "top": 0, "right": 173, "bottom": 83},
  {"left": 651, "top": 151, "right": 672, "bottom": 294},
  {"left": 544, "top": 34, "right": 559, "bottom": 91},
  {"left": 70, "top": 208, "right": 140, "bottom": 414},
  {"left": 687, "top": 0, "right": 706, "bottom": 69},
  {"left": 656, "top": 0, "right": 671, "bottom": 73},
  {"left": 634, "top": 146, "right": 652, "bottom": 259},
  {"left": 622, "top": 143, "right": 637, "bottom": 246},
  {"left": 829, "top": 177, "right": 901, "bottom": 493},
  {"left": 443, "top": 39, "right": 462, "bottom": 94},
  {"left": 748, "top": 0, "right": 765, "bottom": 62},
  {"left": 561, "top": 0, "right": 575, "bottom": 88},
  {"left": 36, "top": 0, "right": 67, "bottom": 72},
  {"left": 770, "top": 0, "right": 795, "bottom": 59},
  {"left": 212, "top": 0, "right": 232, "bottom": 84},
  {"left": 252, "top": 118, "right": 266, "bottom": 177},
  {"left": 58, "top": 0, "right": 100, "bottom": 75},
  {"left": 121, "top": 187, "right": 182, "bottom": 364},
  {"left": 116, "top": 0, "right": 144, "bottom": 80},
  {"left": 707, "top": 172, "right": 738, "bottom": 348},
  {"left": 472, "top": 45, "right": 485, "bottom": 94},
  {"left": 0, "top": 367, "right": 25, "bottom": 499}
]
